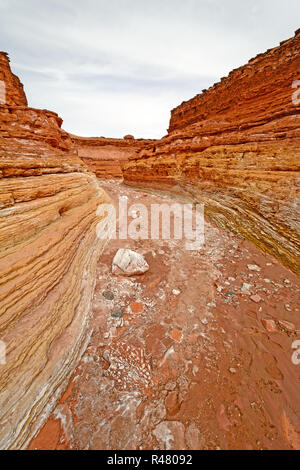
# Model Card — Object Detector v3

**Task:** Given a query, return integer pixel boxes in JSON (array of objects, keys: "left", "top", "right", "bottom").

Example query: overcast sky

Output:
[{"left": 1, "top": 0, "right": 299, "bottom": 138}]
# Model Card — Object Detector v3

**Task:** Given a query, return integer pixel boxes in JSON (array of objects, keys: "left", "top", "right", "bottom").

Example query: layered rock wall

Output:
[
  {"left": 0, "top": 53, "right": 112, "bottom": 449},
  {"left": 123, "top": 31, "right": 300, "bottom": 274},
  {"left": 72, "top": 135, "right": 156, "bottom": 179}
]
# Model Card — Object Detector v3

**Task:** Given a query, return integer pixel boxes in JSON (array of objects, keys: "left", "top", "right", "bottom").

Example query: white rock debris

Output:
[
  {"left": 247, "top": 264, "right": 261, "bottom": 272},
  {"left": 112, "top": 249, "right": 149, "bottom": 276}
]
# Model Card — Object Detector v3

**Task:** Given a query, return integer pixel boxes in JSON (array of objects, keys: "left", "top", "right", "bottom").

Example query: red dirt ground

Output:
[{"left": 29, "top": 180, "right": 300, "bottom": 450}]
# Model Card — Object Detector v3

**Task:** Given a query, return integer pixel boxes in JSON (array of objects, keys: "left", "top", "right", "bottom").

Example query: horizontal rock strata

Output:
[
  {"left": 123, "top": 31, "right": 300, "bottom": 274},
  {"left": 72, "top": 135, "right": 157, "bottom": 179},
  {"left": 0, "top": 52, "right": 112, "bottom": 449}
]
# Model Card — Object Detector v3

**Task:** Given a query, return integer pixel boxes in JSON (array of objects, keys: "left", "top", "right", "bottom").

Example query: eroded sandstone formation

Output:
[
  {"left": 72, "top": 135, "right": 156, "bottom": 179},
  {"left": 0, "top": 52, "right": 27, "bottom": 107},
  {"left": 0, "top": 52, "right": 112, "bottom": 449},
  {"left": 123, "top": 31, "right": 300, "bottom": 274}
]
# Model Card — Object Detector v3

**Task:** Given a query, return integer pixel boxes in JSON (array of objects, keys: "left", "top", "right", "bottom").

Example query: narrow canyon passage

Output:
[{"left": 29, "top": 180, "right": 300, "bottom": 451}]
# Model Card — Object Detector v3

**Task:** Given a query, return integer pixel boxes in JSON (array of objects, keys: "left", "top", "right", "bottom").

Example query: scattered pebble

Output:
[
  {"left": 248, "top": 264, "right": 261, "bottom": 272},
  {"left": 241, "top": 283, "right": 252, "bottom": 292},
  {"left": 111, "top": 308, "right": 124, "bottom": 318},
  {"left": 278, "top": 320, "right": 295, "bottom": 332},
  {"left": 250, "top": 294, "right": 262, "bottom": 303},
  {"left": 170, "top": 329, "right": 183, "bottom": 343},
  {"left": 103, "top": 291, "right": 114, "bottom": 301},
  {"left": 130, "top": 302, "right": 144, "bottom": 314},
  {"left": 261, "top": 318, "right": 277, "bottom": 332},
  {"left": 172, "top": 289, "right": 181, "bottom": 296}
]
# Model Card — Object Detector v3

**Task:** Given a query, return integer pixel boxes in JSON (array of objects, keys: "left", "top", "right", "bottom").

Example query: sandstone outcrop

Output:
[
  {"left": 72, "top": 135, "right": 156, "bottom": 179},
  {"left": 0, "top": 52, "right": 27, "bottom": 107},
  {"left": 123, "top": 31, "right": 300, "bottom": 274},
  {"left": 0, "top": 52, "right": 112, "bottom": 449}
]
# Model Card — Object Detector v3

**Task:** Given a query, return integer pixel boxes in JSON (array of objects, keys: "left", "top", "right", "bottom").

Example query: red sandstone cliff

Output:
[
  {"left": 0, "top": 53, "right": 112, "bottom": 449},
  {"left": 1, "top": 29, "right": 300, "bottom": 450},
  {"left": 71, "top": 134, "right": 157, "bottom": 179},
  {"left": 123, "top": 31, "right": 300, "bottom": 274},
  {"left": 0, "top": 52, "right": 27, "bottom": 107}
]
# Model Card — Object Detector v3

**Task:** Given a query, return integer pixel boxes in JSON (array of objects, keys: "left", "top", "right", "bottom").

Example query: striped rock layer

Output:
[
  {"left": 72, "top": 135, "right": 157, "bottom": 180},
  {"left": 0, "top": 52, "right": 112, "bottom": 449},
  {"left": 123, "top": 31, "right": 300, "bottom": 274}
]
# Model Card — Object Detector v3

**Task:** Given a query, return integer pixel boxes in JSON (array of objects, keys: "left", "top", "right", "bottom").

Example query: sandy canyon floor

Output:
[{"left": 29, "top": 180, "right": 300, "bottom": 450}]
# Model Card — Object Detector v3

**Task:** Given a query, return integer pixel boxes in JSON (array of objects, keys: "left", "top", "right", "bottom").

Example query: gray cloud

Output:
[{"left": 1, "top": 0, "right": 299, "bottom": 137}]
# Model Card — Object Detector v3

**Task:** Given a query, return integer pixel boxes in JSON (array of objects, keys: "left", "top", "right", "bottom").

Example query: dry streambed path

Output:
[{"left": 29, "top": 180, "right": 300, "bottom": 450}]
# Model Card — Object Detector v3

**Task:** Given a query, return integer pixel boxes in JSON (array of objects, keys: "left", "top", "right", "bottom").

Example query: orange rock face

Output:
[
  {"left": 72, "top": 135, "right": 156, "bottom": 179},
  {"left": 123, "top": 31, "right": 300, "bottom": 274},
  {"left": 0, "top": 52, "right": 27, "bottom": 106},
  {"left": 0, "top": 53, "right": 112, "bottom": 449}
]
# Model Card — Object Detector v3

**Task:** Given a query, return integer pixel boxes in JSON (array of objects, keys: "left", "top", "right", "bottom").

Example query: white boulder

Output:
[{"left": 112, "top": 249, "right": 149, "bottom": 276}]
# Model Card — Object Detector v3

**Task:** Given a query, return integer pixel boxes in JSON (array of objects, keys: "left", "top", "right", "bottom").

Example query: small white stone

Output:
[
  {"left": 172, "top": 289, "right": 181, "bottom": 296},
  {"left": 112, "top": 249, "right": 149, "bottom": 276},
  {"left": 241, "top": 282, "right": 252, "bottom": 292},
  {"left": 247, "top": 264, "right": 261, "bottom": 272}
]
